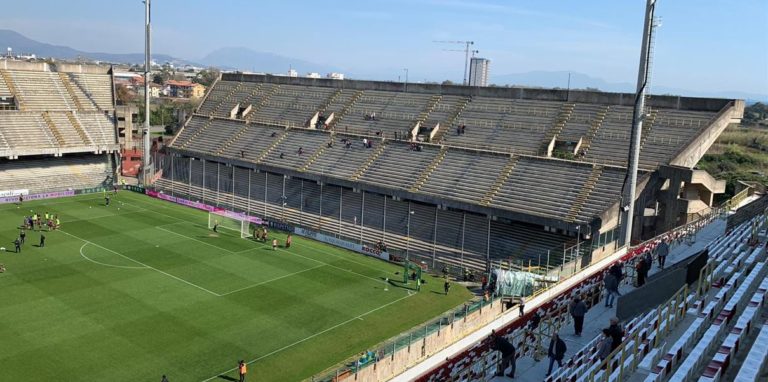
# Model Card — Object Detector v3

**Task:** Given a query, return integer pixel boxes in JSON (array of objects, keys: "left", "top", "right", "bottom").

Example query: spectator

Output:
[
  {"left": 518, "top": 297, "right": 525, "bottom": 317},
  {"left": 609, "top": 262, "right": 623, "bottom": 283},
  {"left": 607, "top": 317, "right": 624, "bottom": 351},
  {"left": 546, "top": 331, "right": 567, "bottom": 376},
  {"left": 298, "top": 147, "right": 304, "bottom": 155},
  {"left": 279, "top": 152, "right": 285, "bottom": 159},
  {"left": 570, "top": 296, "right": 587, "bottom": 336},
  {"left": 362, "top": 138, "right": 368, "bottom": 148},
  {"left": 636, "top": 257, "right": 648, "bottom": 287},
  {"left": 657, "top": 239, "right": 669, "bottom": 269},
  {"left": 490, "top": 330, "right": 516, "bottom": 378},
  {"left": 529, "top": 310, "right": 542, "bottom": 331},
  {"left": 597, "top": 329, "right": 613, "bottom": 363},
  {"left": 603, "top": 272, "right": 619, "bottom": 308}
]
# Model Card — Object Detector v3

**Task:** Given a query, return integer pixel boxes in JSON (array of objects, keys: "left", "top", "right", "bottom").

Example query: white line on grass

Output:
[
  {"left": 200, "top": 292, "right": 415, "bottom": 382},
  {"left": 0, "top": 195, "right": 104, "bottom": 211},
  {"left": 58, "top": 229, "right": 222, "bottom": 297},
  {"left": 156, "top": 226, "right": 235, "bottom": 254},
  {"left": 218, "top": 264, "right": 327, "bottom": 296},
  {"left": 275, "top": 247, "right": 385, "bottom": 285},
  {"left": 78, "top": 243, "right": 148, "bottom": 270}
]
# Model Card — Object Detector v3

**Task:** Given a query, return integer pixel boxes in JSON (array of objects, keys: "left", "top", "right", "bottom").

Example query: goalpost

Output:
[{"left": 207, "top": 210, "right": 254, "bottom": 239}]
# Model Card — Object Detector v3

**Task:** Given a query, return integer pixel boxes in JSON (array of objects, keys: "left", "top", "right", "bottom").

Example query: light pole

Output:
[
  {"left": 142, "top": 0, "right": 152, "bottom": 186},
  {"left": 406, "top": 210, "right": 414, "bottom": 258},
  {"left": 403, "top": 68, "right": 409, "bottom": 92}
]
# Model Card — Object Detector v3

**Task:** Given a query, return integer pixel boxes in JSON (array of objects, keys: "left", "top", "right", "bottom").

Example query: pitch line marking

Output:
[
  {"left": 59, "top": 229, "right": 222, "bottom": 297},
  {"left": 156, "top": 226, "right": 236, "bottom": 254},
  {"left": 78, "top": 243, "right": 148, "bottom": 270},
  {"left": 200, "top": 292, "right": 415, "bottom": 382},
  {"left": 218, "top": 264, "right": 327, "bottom": 296}
]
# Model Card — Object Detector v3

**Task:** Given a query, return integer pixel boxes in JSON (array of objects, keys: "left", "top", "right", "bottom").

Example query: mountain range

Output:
[{"left": 0, "top": 29, "right": 764, "bottom": 103}]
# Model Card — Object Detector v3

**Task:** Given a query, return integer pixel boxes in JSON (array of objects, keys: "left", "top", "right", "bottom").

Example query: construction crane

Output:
[{"left": 434, "top": 40, "right": 475, "bottom": 85}]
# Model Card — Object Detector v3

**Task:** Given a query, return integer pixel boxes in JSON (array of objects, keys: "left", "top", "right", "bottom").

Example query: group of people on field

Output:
[{"left": 23, "top": 211, "right": 60, "bottom": 232}]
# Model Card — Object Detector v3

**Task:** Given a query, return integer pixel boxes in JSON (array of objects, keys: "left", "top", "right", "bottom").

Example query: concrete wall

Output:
[
  {"left": 0, "top": 60, "right": 110, "bottom": 74},
  {"left": 670, "top": 100, "right": 745, "bottom": 168},
  {"left": 222, "top": 73, "right": 735, "bottom": 112}
]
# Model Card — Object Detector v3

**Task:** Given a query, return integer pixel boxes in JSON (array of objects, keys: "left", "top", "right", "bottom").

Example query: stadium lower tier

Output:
[
  {"left": 153, "top": 154, "right": 586, "bottom": 273},
  {"left": 0, "top": 153, "right": 114, "bottom": 194}
]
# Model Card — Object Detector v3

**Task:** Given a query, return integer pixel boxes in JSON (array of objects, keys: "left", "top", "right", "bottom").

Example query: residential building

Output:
[
  {"left": 165, "top": 80, "right": 207, "bottom": 98},
  {"left": 469, "top": 57, "right": 490, "bottom": 87}
]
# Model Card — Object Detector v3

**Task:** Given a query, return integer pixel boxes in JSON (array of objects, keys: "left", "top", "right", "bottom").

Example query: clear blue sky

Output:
[{"left": 2, "top": 0, "right": 766, "bottom": 97}]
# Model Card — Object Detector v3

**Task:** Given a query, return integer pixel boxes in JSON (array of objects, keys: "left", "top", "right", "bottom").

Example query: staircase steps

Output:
[
  {"left": 66, "top": 111, "right": 92, "bottom": 145},
  {"left": 299, "top": 134, "right": 335, "bottom": 172},
  {"left": 246, "top": 85, "right": 282, "bottom": 122},
  {"left": 58, "top": 72, "right": 84, "bottom": 111},
  {"left": 209, "top": 83, "right": 243, "bottom": 116},
  {"left": 479, "top": 155, "right": 520, "bottom": 206},
  {"left": 254, "top": 129, "right": 290, "bottom": 163},
  {"left": 565, "top": 165, "right": 604, "bottom": 222},
  {"left": 180, "top": 118, "right": 215, "bottom": 149},
  {"left": 326, "top": 90, "right": 364, "bottom": 130},
  {"left": 216, "top": 122, "right": 252, "bottom": 156},
  {"left": 317, "top": 89, "right": 343, "bottom": 115},
  {"left": 433, "top": 97, "right": 470, "bottom": 143},
  {"left": 350, "top": 140, "right": 387, "bottom": 181},
  {"left": 638, "top": 109, "right": 659, "bottom": 149},
  {"left": 41, "top": 112, "right": 66, "bottom": 146},
  {"left": 579, "top": 105, "right": 610, "bottom": 152},
  {"left": 409, "top": 146, "right": 448, "bottom": 192},
  {"left": 0, "top": 70, "right": 24, "bottom": 110},
  {"left": 540, "top": 102, "right": 575, "bottom": 154},
  {"left": 417, "top": 95, "right": 442, "bottom": 124}
]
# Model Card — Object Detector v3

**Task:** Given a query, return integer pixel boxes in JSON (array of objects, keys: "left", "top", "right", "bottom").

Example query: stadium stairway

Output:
[
  {"left": 479, "top": 156, "right": 520, "bottom": 206},
  {"left": 578, "top": 105, "right": 610, "bottom": 154},
  {"left": 540, "top": 102, "right": 575, "bottom": 154},
  {"left": 432, "top": 97, "right": 470, "bottom": 144},
  {"left": 0, "top": 69, "right": 24, "bottom": 110},
  {"left": 564, "top": 165, "right": 603, "bottom": 223},
  {"left": 58, "top": 72, "right": 85, "bottom": 112},
  {"left": 326, "top": 90, "right": 364, "bottom": 131},
  {"left": 409, "top": 147, "right": 448, "bottom": 192},
  {"left": 66, "top": 111, "right": 93, "bottom": 145}
]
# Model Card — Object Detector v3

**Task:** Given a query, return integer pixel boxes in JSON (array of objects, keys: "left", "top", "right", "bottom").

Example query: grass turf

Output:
[{"left": 0, "top": 192, "right": 473, "bottom": 381}]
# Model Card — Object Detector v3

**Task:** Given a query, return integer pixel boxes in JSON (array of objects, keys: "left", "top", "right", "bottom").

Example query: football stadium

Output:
[{"left": 2, "top": 1, "right": 768, "bottom": 381}]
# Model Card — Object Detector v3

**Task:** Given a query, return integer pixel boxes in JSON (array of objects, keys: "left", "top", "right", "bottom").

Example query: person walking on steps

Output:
[
  {"left": 546, "top": 331, "right": 567, "bottom": 376},
  {"left": 570, "top": 296, "right": 587, "bottom": 336}
]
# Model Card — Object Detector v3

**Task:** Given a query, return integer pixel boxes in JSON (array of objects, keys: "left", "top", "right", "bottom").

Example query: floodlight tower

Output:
[
  {"left": 620, "top": 0, "right": 657, "bottom": 246},
  {"left": 141, "top": 0, "right": 152, "bottom": 185}
]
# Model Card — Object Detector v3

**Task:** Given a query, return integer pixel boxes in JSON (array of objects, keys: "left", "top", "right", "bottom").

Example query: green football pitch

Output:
[{"left": 0, "top": 192, "right": 472, "bottom": 381}]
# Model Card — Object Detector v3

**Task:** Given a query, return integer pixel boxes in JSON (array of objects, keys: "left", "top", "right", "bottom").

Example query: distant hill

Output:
[
  {"left": 0, "top": 29, "right": 185, "bottom": 65},
  {"left": 198, "top": 47, "right": 339, "bottom": 75},
  {"left": 492, "top": 70, "right": 768, "bottom": 102}
]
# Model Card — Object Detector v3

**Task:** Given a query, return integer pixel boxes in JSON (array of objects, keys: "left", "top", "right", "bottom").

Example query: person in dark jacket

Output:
[
  {"left": 570, "top": 296, "right": 587, "bottom": 336},
  {"left": 546, "top": 331, "right": 567, "bottom": 376},
  {"left": 597, "top": 328, "right": 613, "bottom": 363},
  {"left": 656, "top": 239, "right": 670, "bottom": 269},
  {"left": 609, "top": 262, "right": 623, "bottom": 283},
  {"left": 607, "top": 317, "right": 624, "bottom": 351},
  {"left": 603, "top": 272, "right": 619, "bottom": 308},
  {"left": 490, "top": 330, "right": 516, "bottom": 378},
  {"left": 636, "top": 257, "right": 648, "bottom": 287}
]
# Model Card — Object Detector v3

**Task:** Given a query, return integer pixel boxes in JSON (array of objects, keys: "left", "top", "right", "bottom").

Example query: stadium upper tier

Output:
[
  {"left": 0, "top": 67, "right": 117, "bottom": 158},
  {"left": 169, "top": 74, "right": 741, "bottom": 227}
]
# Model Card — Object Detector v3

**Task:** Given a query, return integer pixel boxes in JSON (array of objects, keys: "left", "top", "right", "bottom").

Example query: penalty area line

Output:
[{"left": 200, "top": 292, "right": 415, "bottom": 382}]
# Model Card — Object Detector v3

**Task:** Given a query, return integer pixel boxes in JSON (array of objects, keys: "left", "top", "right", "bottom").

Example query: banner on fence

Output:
[
  {"left": 293, "top": 227, "right": 390, "bottom": 261},
  {"left": 0, "top": 190, "right": 75, "bottom": 204},
  {"left": 0, "top": 189, "right": 29, "bottom": 198},
  {"left": 146, "top": 189, "right": 263, "bottom": 225}
]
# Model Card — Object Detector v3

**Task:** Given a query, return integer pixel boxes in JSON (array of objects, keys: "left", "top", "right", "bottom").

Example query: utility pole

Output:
[
  {"left": 621, "top": 0, "right": 657, "bottom": 246},
  {"left": 434, "top": 40, "right": 475, "bottom": 85},
  {"left": 142, "top": 0, "right": 152, "bottom": 186}
]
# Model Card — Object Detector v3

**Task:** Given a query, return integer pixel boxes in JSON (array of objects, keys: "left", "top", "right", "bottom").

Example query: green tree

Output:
[{"left": 195, "top": 67, "right": 221, "bottom": 87}]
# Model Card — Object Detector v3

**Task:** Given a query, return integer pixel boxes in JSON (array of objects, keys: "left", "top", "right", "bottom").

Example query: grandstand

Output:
[
  {"left": 160, "top": 73, "right": 743, "bottom": 276},
  {"left": 0, "top": 61, "right": 118, "bottom": 193}
]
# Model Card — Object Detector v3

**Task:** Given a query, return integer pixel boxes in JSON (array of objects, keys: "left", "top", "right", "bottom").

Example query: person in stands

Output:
[
  {"left": 490, "top": 330, "right": 516, "bottom": 378},
  {"left": 607, "top": 317, "right": 624, "bottom": 351},
  {"left": 603, "top": 271, "right": 619, "bottom": 308},
  {"left": 597, "top": 328, "right": 613, "bottom": 366},
  {"left": 570, "top": 296, "right": 587, "bottom": 336},
  {"left": 656, "top": 239, "right": 670, "bottom": 269},
  {"left": 546, "top": 331, "right": 567, "bottom": 376}
]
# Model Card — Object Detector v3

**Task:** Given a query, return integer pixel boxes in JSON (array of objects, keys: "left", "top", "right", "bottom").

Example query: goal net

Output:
[{"left": 208, "top": 211, "right": 252, "bottom": 239}]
